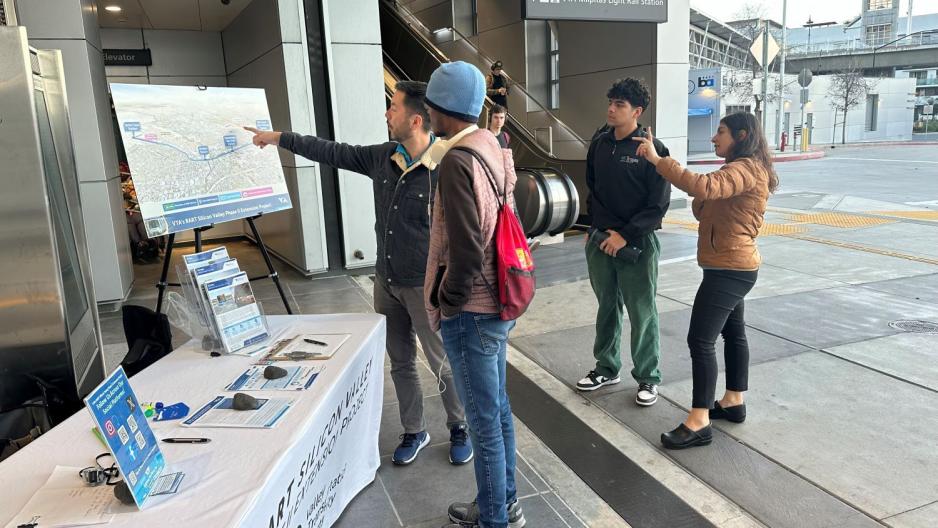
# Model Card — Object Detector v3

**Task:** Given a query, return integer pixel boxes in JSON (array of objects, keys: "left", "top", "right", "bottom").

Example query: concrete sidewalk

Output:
[
  {"left": 105, "top": 143, "right": 938, "bottom": 527},
  {"left": 688, "top": 149, "right": 825, "bottom": 165}
]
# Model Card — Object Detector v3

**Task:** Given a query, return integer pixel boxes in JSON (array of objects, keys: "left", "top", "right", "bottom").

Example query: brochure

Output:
[
  {"left": 182, "top": 395, "right": 294, "bottom": 428},
  {"left": 190, "top": 258, "right": 241, "bottom": 328},
  {"left": 182, "top": 247, "right": 229, "bottom": 271},
  {"left": 226, "top": 365, "right": 322, "bottom": 391},
  {"left": 203, "top": 272, "right": 269, "bottom": 354}
]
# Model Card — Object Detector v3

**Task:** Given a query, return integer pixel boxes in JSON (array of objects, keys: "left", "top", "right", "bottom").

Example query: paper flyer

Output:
[
  {"left": 226, "top": 365, "right": 322, "bottom": 391},
  {"left": 203, "top": 272, "right": 269, "bottom": 354},
  {"left": 182, "top": 396, "right": 294, "bottom": 428}
]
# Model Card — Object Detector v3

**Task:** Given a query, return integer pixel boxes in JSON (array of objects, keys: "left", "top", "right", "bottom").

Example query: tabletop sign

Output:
[
  {"left": 84, "top": 366, "right": 166, "bottom": 508},
  {"left": 104, "top": 48, "right": 152, "bottom": 67}
]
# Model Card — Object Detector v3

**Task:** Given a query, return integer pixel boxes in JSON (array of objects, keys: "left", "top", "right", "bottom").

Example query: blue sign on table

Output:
[{"left": 84, "top": 366, "right": 166, "bottom": 508}]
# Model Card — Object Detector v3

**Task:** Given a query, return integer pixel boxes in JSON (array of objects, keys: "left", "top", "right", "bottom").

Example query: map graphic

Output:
[{"left": 110, "top": 84, "right": 292, "bottom": 236}]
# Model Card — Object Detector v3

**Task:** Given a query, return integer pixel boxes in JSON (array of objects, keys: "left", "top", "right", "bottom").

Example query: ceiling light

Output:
[{"left": 105, "top": 5, "right": 122, "bottom": 12}]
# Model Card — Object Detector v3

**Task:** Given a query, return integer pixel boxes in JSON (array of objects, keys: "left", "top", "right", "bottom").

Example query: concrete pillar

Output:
[
  {"left": 17, "top": 0, "right": 134, "bottom": 305},
  {"left": 321, "top": 0, "right": 387, "bottom": 269},
  {"left": 223, "top": 0, "right": 328, "bottom": 274}
]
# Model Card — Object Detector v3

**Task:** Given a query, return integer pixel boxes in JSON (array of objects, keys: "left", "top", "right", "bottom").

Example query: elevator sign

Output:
[{"left": 523, "top": 0, "right": 667, "bottom": 23}]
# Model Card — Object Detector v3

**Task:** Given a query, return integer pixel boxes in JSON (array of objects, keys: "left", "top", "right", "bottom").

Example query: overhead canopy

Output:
[{"left": 688, "top": 107, "right": 714, "bottom": 117}]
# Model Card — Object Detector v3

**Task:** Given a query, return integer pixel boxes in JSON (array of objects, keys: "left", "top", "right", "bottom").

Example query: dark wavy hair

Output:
[
  {"left": 606, "top": 78, "right": 650, "bottom": 110},
  {"left": 720, "top": 112, "right": 779, "bottom": 193}
]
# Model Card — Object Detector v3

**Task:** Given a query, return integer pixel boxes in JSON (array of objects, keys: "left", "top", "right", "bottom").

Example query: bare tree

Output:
[
  {"left": 727, "top": 2, "right": 775, "bottom": 119},
  {"left": 827, "top": 67, "right": 877, "bottom": 144},
  {"left": 731, "top": 2, "right": 768, "bottom": 44},
  {"left": 723, "top": 70, "right": 798, "bottom": 118}
]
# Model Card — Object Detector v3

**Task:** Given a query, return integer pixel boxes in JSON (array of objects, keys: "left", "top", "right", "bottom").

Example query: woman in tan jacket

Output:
[{"left": 633, "top": 112, "right": 778, "bottom": 449}]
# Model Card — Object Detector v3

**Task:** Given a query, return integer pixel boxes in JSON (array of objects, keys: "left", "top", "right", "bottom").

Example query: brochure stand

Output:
[
  {"left": 176, "top": 261, "right": 272, "bottom": 357},
  {"left": 154, "top": 213, "right": 292, "bottom": 316}
]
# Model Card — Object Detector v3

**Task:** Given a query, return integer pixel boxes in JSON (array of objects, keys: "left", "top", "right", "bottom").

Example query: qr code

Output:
[
  {"left": 135, "top": 430, "right": 146, "bottom": 449},
  {"left": 127, "top": 414, "right": 138, "bottom": 433},
  {"left": 128, "top": 470, "right": 138, "bottom": 487},
  {"left": 118, "top": 426, "right": 130, "bottom": 445}
]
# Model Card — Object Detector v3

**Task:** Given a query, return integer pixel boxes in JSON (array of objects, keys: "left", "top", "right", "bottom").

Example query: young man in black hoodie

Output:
[
  {"left": 245, "top": 81, "right": 471, "bottom": 468},
  {"left": 576, "top": 78, "right": 671, "bottom": 408}
]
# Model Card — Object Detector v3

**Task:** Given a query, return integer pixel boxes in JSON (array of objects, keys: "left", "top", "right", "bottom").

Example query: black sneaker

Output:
[
  {"left": 636, "top": 383, "right": 658, "bottom": 406},
  {"left": 576, "top": 370, "right": 621, "bottom": 391},
  {"left": 447, "top": 499, "right": 526, "bottom": 527}
]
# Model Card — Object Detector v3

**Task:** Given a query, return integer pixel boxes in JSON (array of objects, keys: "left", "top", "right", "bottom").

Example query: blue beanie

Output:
[{"left": 425, "top": 61, "right": 485, "bottom": 123}]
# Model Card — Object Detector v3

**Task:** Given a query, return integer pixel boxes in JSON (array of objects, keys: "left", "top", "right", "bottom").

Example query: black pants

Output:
[{"left": 688, "top": 269, "right": 758, "bottom": 409}]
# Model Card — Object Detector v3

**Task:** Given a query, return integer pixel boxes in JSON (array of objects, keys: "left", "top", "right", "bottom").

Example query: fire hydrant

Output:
[{"left": 780, "top": 131, "right": 788, "bottom": 152}]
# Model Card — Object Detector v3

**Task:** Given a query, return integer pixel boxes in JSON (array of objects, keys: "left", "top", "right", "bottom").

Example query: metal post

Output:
[
  {"left": 775, "top": 0, "right": 788, "bottom": 149},
  {"left": 760, "top": 20, "right": 769, "bottom": 131},
  {"left": 907, "top": 0, "right": 914, "bottom": 40}
]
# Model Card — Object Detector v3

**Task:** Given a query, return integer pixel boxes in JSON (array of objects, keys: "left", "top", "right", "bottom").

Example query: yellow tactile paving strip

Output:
[
  {"left": 786, "top": 212, "right": 896, "bottom": 228},
  {"left": 758, "top": 224, "right": 808, "bottom": 235},
  {"left": 662, "top": 214, "right": 937, "bottom": 266},
  {"left": 663, "top": 218, "right": 807, "bottom": 236},
  {"left": 872, "top": 210, "right": 938, "bottom": 221}
]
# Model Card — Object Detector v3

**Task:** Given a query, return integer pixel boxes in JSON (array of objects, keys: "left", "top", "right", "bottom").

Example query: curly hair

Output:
[{"left": 606, "top": 78, "right": 650, "bottom": 110}]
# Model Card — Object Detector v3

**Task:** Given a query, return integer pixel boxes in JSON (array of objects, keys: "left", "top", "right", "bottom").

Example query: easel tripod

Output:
[{"left": 154, "top": 213, "right": 293, "bottom": 315}]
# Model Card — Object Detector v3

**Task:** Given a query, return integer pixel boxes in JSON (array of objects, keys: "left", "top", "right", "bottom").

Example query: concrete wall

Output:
[
  {"left": 400, "top": 0, "right": 690, "bottom": 166},
  {"left": 17, "top": 0, "right": 134, "bottom": 304},
  {"left": 222, "top": 0, "right": 328, "bottom": 274},
  {"left": 720, "top": 72, "right": 916, "bottom": 145},
  {"left": 803, "top": 76, "right": 916, "bottom": 144}
]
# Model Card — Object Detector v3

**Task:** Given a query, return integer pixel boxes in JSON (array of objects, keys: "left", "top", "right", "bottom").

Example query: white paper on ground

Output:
[{"left": 4, "top": 466, "right": 117, "bottom": 528}]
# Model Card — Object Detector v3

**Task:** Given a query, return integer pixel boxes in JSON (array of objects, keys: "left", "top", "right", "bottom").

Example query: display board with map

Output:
[{"left": 110, "top": 84, "right": 292, "bottom": 237}]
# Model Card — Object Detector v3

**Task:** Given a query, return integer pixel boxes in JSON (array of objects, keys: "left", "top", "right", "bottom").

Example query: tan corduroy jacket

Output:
[{"left": 656, "top": 156, "right": 771, "bottom": 271}]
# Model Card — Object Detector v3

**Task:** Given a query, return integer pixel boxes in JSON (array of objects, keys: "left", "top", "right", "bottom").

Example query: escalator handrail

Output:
[
  {"left": 391, "top": 2, "right": 589, "bottom": 150},
  {"left": 380, "top": 0, "right": 587, "bottom": 153}
]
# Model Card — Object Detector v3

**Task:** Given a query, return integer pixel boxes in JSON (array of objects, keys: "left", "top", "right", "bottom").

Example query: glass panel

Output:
[{"left": 33, "top": 90, "right": 89, "bottom": 332}]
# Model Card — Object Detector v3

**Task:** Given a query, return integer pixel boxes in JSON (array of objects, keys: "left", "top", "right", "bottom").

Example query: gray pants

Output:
[{"left": 374, "top": 279, "right": 466, "bottom": 434}]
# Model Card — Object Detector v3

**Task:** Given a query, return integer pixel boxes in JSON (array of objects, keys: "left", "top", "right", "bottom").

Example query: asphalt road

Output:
[{"left": 773, "top": 144, "right": 938, "bottom": 207}]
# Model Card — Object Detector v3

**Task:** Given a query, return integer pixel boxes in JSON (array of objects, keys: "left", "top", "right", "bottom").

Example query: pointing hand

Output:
[{"left": 244, "top": 126, "right": 282, "bottom": 149}]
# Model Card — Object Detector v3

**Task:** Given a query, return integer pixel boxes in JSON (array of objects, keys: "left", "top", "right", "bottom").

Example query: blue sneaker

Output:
[
  {"left": 392, "top": 431, "right": 430, "bottom": 466},
  {"left": 449, "top": 425, "right": 473, "bottom": 465}
]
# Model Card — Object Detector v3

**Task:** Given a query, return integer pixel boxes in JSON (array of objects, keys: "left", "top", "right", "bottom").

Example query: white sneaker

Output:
[
  {"left": 576, "top": 370, "right": 621, "bottom": 391},
  {"left": 636, "top": 383, "right": 658, "bottom": 406}
]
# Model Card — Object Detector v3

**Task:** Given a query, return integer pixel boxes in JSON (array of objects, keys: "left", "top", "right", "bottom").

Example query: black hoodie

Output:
[{"left": 586, "top": 125, "right": 671, "bottom": 246}]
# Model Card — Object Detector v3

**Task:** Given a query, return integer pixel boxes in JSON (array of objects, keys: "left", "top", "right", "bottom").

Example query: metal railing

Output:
[
  {"left": 389, "top": 1, "right": 590, "bottom": 158},
  {"left": 787, "top": 30, "right": 938, "bottom": 57}
]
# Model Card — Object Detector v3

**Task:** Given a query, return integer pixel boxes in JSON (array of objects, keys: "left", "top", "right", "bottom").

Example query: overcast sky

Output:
[{"left": 693, "top": 0, "right": 938, "bottom": 27}]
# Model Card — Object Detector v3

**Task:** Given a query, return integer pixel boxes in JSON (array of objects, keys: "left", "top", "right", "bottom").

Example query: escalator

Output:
[{"left": 379, "top": 0, "right": 585, "bottom": 235}]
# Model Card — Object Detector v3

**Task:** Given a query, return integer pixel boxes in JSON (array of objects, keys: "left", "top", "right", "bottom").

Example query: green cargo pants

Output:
[{"left": 585, "top": 232, "right": 662, "bottom": 384}]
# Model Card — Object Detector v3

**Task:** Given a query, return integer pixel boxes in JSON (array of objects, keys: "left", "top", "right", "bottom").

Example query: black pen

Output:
[
  {"left": 162, "top": 437, "right": 211, "bottom": 444},
  {"left": 303, "top": 338, "right": 328, "bottom": 346}
]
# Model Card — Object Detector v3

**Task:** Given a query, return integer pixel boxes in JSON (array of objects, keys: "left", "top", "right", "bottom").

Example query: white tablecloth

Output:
[{"left": 0, "top": 314, "right": 386, "bottom": 528}]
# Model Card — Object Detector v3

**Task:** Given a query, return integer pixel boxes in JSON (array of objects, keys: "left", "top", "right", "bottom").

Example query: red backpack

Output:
[{"left": 454, "top": 147, "right": 536, "bottom": 320}]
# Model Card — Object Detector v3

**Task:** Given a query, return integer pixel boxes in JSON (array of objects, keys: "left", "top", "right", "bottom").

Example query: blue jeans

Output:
[{"left": 441, "top": 312, "right": 517, "bottom": 528}]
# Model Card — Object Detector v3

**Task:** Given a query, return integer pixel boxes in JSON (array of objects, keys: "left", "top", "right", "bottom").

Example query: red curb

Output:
[{"left": 688, "top": 150, "right": 825, "bottom": 165}]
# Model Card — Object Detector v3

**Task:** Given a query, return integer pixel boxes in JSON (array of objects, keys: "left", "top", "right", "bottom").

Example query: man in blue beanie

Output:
[{"left": 423, "top": 61, "right": 526, "bottom": 528}]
